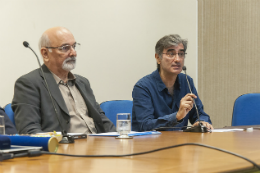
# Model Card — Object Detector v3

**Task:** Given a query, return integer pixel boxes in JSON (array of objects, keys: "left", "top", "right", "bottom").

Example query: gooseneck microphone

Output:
[
  {"left": 182, "top": 66, "right": 209, "bottom": 133},
  {"left": 23, "top": 41, "right": 74, "bottom": 143}
]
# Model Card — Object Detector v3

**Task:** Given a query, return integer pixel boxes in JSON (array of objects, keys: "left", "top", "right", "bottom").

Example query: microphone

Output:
[
  {"left": 23, "top": 41, "right": 29, "bottom": 48},
  {"left": 23, "top": 41, "right": 74, "bottom": 143},
  {"left": 182, "top": 66, "right": 209, "bottom": 133}
]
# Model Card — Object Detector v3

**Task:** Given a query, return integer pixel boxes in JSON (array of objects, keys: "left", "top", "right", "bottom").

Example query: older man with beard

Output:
[{"left": 12, "top": 27, "right": 116, "bottom": 134}]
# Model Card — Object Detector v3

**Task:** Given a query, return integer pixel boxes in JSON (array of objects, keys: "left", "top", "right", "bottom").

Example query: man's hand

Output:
[
  {"left": 193, "top": 121, "right": 214, "bottom": 130},
  {"left": 176, "top": 93, "right": 197, "bottom": 121}
]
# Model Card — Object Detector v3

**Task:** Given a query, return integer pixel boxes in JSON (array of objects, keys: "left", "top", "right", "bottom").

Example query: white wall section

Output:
[{"left": 0, "top": 0, "right": 197, "bottom": 106}]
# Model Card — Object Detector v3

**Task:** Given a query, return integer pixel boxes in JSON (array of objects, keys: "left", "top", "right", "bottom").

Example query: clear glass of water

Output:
[
  {"left": 0, "top": 115, "right": 5, "bottom": 135},
  {"left": 116, "top": 113, "right": 132, "bottom": 139}
]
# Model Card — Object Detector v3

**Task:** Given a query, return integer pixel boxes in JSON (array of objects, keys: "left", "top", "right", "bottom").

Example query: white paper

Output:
[{"left": 211, "top": 129, "right": 244, "bottom": 132}]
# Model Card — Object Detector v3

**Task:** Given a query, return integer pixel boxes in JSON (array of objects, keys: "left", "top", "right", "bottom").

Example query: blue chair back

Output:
[
  {"left": 232, "top": 93, "right": 260, "bottom": 126},
  {"left": 4, "top": 103, "right": 15, "bottom": 126},
  {"left": 100, "top": 100, "right": 133, "bottom": 126}
]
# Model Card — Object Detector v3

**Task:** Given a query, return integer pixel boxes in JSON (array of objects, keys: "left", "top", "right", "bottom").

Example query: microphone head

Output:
[
  {"left": 182, "top": 66, "right": 186, "bottom": 71},
  {"left": 23, "top": 41, "right": 29, "bottom": 48}
]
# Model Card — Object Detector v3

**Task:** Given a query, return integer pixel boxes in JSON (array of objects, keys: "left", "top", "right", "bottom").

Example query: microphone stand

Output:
[
  {"left": 23, "top": 41, "right": 74, "bottom": 143},
  {"left": 182, "top": 66, "right": 209, "bottom": 133}
]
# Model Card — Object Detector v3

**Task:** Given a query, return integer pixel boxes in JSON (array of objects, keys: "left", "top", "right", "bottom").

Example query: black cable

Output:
[
  {"left": 0, "top": 153, "right": 14, "bottom": 161},
  {"left": 5, "top": 143, "right": 259, "bottom": 170},
  {"left": 13, "top": 152, "right": 28, "bottom": 158},
  {"left": 12, "top": 150, "right": 42, "bottom": 158},
  {"left": 40, "top": 143, "right": 260, "bottom": 170}
]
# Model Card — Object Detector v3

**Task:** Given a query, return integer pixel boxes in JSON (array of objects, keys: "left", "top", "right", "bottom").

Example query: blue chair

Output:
[
  {"left": 4, "top": 103, "right": 15, "bottom": 126},
  {"left": 100, "top": 100, "right": 133, "bottom": 126},
  {"left": 231, "top": 93, "right": 260, "bottom": 126}
]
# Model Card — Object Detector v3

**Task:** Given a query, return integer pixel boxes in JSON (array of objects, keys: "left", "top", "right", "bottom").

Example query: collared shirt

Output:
[
  {"left": 52, "top": 72, "right": 97, "bottom": 134},
  {"left": 132, "top": 70, "right": 212, "bottom": 131}
]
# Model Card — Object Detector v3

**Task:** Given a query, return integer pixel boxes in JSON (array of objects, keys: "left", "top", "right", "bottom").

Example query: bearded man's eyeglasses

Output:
[{"left": 46, "top": 42, "right": 81, "bottom": 53}]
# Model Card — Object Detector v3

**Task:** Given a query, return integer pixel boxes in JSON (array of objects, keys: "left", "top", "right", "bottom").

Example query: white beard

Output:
[{"left": 62, "top": 57, "right": 76, "bottom": 71}]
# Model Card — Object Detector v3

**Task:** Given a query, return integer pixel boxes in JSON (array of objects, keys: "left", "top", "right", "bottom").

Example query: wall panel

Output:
[{"left": 198, "top": 0, "right": 260, "bottom": 128}]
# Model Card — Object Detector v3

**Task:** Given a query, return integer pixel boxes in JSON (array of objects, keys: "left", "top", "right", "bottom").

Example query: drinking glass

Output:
[
  {"left": 116, "top": 113, "right": 132, "bottom": 139},
  {"left": 0, "top": 115, "right": 5, "bottom": 135}
]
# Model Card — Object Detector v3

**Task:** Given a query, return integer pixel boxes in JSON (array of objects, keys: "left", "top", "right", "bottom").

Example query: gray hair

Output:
[
  {"left": 155, "top": 34, "right": 188, "bottom": 70},
  {"left": 38, "top": 32, "right": 51, "bottom": 53}
]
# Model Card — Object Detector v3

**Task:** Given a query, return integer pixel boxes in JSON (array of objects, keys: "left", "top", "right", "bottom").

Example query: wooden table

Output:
[{"left": 1, "top": 130, "right": 260, "bottom": 173}]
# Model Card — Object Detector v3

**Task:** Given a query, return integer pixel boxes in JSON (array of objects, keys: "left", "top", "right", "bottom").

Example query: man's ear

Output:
[
  {"left": 41, "top": 48, "right": 49, "bottom": 63},
  {"left": 155, "top": 53, "right": 161, "bottom": 65}
]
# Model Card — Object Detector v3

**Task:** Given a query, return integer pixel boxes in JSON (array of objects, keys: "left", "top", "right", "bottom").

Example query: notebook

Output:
[{"left": 0, "top": 145, "right": 42, "bottom": 154}]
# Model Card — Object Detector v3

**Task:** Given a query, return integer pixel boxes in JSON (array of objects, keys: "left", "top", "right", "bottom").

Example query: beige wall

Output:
[
  {"left": 198, "top": 0, "right": 260, "bottom": 128},
  {"left": 0, "top": 0, "right": 198, "bottom": 106}
]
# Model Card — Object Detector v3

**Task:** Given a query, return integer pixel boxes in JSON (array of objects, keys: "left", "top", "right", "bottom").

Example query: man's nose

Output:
[
  {"left": 69, "top": 47, "right": 77, "bottom": 56},
  {"left": 173, "top": 54, "right": 181, "bottom": 62}
]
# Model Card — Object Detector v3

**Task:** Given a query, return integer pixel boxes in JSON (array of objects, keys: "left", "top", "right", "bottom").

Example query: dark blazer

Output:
[
  {"left": 12, "top": 64, "right": 116, "bottom": 134},
  {"left": 0, "top": 107, "right": 18, "bottom": 134}
]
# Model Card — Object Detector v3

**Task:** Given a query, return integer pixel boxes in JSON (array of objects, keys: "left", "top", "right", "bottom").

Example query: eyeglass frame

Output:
[
  {"left": 162, "top": 49, "right": 187, "bottom": 59},
  {"left": 45, "top": 42, "right": 81, "bottom": 53}
]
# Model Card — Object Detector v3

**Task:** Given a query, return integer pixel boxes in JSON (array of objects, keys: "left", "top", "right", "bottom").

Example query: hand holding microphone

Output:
[{"left": 176, "top": 93, "right": 197, "bottom": 121}]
